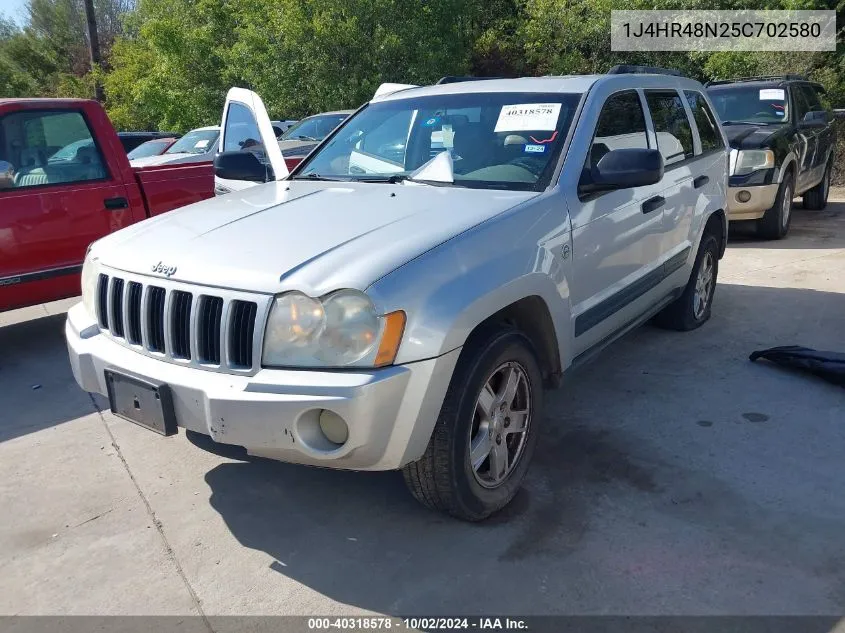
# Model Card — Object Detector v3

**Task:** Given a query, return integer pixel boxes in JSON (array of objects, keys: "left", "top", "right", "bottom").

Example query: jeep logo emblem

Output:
[{"left": 151, "top": 261, "right": 177, "bottom": 278}]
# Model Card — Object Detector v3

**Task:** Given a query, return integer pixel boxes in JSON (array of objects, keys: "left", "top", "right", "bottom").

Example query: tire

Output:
[
  {"left": 653, "top": 233, "right": 719, "bottom": 332},
  {"left": 402, "top": 326, "right": 544, "bottom": 521},
  {"left": 757, "top": 174, "right": 794, "bottom": 240},
  {"left": 802, "top": 162, "right": 830, "bottom": 211}
]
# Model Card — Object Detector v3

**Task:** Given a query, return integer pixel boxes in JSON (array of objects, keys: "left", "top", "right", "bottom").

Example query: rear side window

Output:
[
  {"left": 684, "top": 91, "right": 724, "bottom": 153},
  {"left": 645, "top": 90, "right": 694, "bottom": 167},
  {"left": 0, "top": 110, "right": 107, "bottom": 190},
  {"left": 583, "top": 90, "right": 648, "bottom": 179}
]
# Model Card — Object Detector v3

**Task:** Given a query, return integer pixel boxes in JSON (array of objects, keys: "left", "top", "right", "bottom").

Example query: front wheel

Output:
[
  {"left": 803, "top": 162, "right": 831, "bottom": 211},
  {"left": 757, "top": 175, "right": 793, "bottom": 240},
  {"left": 402, "top": 327, "right": 543, "bottom": 521}
]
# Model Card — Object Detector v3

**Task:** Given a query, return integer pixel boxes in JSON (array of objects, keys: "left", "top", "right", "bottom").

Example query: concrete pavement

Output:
[{"left": 1, "top": 199, "right": 843, "bottom": 616}]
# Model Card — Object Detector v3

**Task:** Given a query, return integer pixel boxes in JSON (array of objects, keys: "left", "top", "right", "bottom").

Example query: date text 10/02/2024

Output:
[{"left": 307, "top": 617, "right": 529, "bottom": 630}]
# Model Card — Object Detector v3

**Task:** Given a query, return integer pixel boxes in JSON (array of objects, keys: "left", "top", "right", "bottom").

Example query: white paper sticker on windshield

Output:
[
  {"left": 495, "top": 103, "right": 561, "bottom": 132},
  {"left": 194, "top": 140, "right": 210, "bottom": 149},
  {"left": 759, "top": 89, "right": 785, "bottom": 101}
]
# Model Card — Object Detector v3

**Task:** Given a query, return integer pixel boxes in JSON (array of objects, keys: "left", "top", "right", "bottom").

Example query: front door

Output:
[
  {"left": 563, "top": 89, "right": 666, "bottom": 355},
  {"left": 0, "top": 107, "right": 132, "bottom": 311}
]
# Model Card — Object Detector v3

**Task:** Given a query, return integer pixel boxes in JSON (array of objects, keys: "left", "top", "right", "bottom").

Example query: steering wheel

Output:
[{"left": 507, "top": 156, "right": 544, "bottom": 176}]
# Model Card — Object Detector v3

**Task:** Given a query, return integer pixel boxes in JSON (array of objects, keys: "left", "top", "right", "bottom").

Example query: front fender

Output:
[{"left": 367, "top": 196, "right": 573, "bottom": 369}]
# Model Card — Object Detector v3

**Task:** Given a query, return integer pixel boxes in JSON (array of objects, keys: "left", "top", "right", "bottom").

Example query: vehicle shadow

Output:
[
  {"left": 203, "top": 284, "right": 845, "bottom": 615},
  {"left": 0, "top": 313, "right": 97, "bottom": 442},
  {"left": 728, "top": 200, "right": 845, "bottom": 249}
]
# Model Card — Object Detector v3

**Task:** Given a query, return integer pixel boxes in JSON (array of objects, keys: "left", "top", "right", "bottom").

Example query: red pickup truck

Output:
[{"left": 0, "top": 98, "right": 214, "bottom": 312}]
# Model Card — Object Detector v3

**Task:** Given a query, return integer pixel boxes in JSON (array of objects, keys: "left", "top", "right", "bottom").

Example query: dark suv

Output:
[{"left": 706, "top": 75, "right": 835, "bottom": 239}]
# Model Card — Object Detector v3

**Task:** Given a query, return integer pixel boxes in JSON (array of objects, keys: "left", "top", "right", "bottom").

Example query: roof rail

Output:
[
  {"left": 705, "top": 74, "right": 808, "bottom": 87},
  {"left": 436, "top": 76, "right": 504, "bottom": 85},
  {"left": 607, "top": 64, "right": 682, "bottom": 77}
]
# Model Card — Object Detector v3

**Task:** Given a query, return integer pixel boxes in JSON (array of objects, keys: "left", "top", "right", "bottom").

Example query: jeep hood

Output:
[{"left": 93, "top": 181, "right": 537, "bottom": 297}]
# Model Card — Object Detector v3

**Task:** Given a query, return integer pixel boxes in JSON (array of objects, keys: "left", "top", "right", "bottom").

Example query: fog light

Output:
[
  {"left": 318, "top": 410, "right": 349, "bottom": 445},
  {"left": 736, "top": 190, "right": 752, "bottom": 203}
]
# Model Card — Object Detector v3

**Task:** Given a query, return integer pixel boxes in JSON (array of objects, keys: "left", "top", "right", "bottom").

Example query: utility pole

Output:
[{"left": 82, "top": 0, "right": 105, "bottom": 101}]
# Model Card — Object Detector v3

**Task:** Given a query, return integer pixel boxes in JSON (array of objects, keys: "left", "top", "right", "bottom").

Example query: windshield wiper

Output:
[
  {"left": 354, "top": 174, "right": 409, "bottom": 184},
  {"left": 292, "top": 135, "right": 318, "bottom": 141},
  {"left": 290, "top": 173, "right": 349, "bottom": 182},
  {"left": 722, "top": 120, "right": 774, "bottom": 126}
]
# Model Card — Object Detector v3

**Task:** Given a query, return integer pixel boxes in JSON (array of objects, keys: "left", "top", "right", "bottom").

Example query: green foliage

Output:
[{"left": 2, "top": 0, "right": 844, "bottom": 134}]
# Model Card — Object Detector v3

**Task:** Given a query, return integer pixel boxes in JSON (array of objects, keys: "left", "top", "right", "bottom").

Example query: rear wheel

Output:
[
  {"left": 402, "top": 327, "right": 543, "bottom": 521},
  {"left": 802, "top": 162, "right": 830, "bottom": 211},
  {"left": 757, "top": 174, "right": 793, "bottom": 240},
  {"left": 654, "top": 233, "right": 719, "bottom": 332}
]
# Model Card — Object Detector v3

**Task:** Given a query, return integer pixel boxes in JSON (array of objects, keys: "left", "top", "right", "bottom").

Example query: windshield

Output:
[
  {"left": 127, "top": 138, "right": 173, "bottom": 159},
  {"left": 707, "top": 86, "right": 789, "bottom": 124},
  {"left": 166, "top": 129, "right": 219, "bottom": 155},
  {"left": 295, "top": 92, "right": 580, "bottom": 191},
  {"left": 280, "top": 114, "right": 349, "bottom": 141}
]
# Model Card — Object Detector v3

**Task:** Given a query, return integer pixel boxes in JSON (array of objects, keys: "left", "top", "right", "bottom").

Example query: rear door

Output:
[
  {"left": 0, "top": 106, "right": 134, "bottom": 311},
  {"left": 216, "top": 88, "right": 288, "bottom": 192},
  {"left": 642, "top": 89, "right": 698, "bottom": 285}
]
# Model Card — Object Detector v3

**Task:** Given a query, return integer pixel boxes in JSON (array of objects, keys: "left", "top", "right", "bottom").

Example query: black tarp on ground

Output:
[{"left": 750, "top": 346, "right": 845, "bottom": 388}]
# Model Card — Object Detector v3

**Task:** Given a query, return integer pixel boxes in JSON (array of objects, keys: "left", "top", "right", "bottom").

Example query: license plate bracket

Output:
[{"left": 105, "top": 370, "right": 177, "bottom": 436}]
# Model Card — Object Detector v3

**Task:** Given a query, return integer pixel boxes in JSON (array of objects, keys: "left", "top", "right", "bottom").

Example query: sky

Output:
[{"left": 0, "top": 0, "right": 28, "bottom": 25}]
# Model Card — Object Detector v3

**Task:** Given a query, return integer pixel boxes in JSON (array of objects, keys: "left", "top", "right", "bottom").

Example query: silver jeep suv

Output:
[{"left": 67, "top": 68, "right": 728, "bottom": 520}]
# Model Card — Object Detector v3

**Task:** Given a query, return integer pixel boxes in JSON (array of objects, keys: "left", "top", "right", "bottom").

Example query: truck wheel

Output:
[
  {"left": 802, "top": 162, "right": 830, "bottom": 211},
  {"left": 757, "top": 175, "right": 793, "bottom": 240},
  {"left": 402, "top": 327, "right": 543, "bottom": 521},
  {"left": 653, "top": 233, "right": 719, "bottom": 332}
]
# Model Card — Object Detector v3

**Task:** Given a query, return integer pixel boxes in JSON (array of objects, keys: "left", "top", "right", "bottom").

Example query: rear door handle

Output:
[
  {"left": 693, "top": 175, "right": 709, "bottom": 189},
  {"left": 641, "top": 196, "right": 665, "bottom": 214},
  {"left": 104, "top": 196, "right": 129, "bottom": 210}
]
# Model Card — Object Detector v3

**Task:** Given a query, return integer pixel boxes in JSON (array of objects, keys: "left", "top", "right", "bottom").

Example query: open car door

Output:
[{"left": 216, "top": 88, "right": 288, "bottom": 193}]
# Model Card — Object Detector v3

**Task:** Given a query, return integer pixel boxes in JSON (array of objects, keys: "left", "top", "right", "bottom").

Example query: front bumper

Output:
[
  {"left": 727, "top": 183, "right": 779, "bottom": 221},
  {"left": 66, "top": 303, "right": 459, "bottom": 470}
]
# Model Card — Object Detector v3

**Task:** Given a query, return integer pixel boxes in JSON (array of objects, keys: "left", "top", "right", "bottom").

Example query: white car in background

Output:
[{"left": 130, "top": 126, "right": 220, "bottom": 167}]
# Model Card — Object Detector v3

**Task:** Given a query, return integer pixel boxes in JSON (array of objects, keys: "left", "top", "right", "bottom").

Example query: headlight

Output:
[
  {"left": 80, "top": 251, "right": 98, "bottom": 318},
  {"left": 734, "top": 149, "right": 775, "bottom": 176},
  {"left": 262, "top": 290, "right": 405, "bottom": 368}
]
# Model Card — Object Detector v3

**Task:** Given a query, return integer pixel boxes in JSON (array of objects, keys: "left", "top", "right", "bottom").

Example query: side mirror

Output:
[
  {"left": 583, "top": 148, "right": 664, "bottom": 193},
  {"left": 800, "top": 111, "right": 828, "bottom": 128},
  {"left": 272, "top": 126, "right": 283, "bottom": 138},
  {"left": 0, "top": 160, "right": 15, "bottom": 190},
  {"left": 214, "top": 151, "right": 269, "bottom": 183}
]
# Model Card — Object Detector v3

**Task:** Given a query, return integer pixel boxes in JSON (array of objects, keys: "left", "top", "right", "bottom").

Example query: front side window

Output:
[
  {"left": 800, "top": 85, "right": 824, "bottom": 112},
  {"left": 295, "top": 92, "right": 581, "bottom": 191},
  {"left": 585, "top": 90, "right": 648, "bottom": 173},
  {"left": 684, "top": 91, "right": 724, "bottom": 153},
  {"left": 645, "top": 90, "right": 694, "bottom": 167},
  {"left": 0, "top": 110, "right": 107, "bottom": 190},
  {"left": 707, "top": 85, "right": 789, "bottom": 125}
]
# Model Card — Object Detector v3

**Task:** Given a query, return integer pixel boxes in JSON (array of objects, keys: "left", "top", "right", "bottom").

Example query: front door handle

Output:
[
  {"left": 104, "top": 196, "right": 129, "bottom": 210},
  {"left": 693, "top": 175, "right": 709, "bottom": 189},
  {"left": 641, "top": 196, "right": 665, "bottom": 214}
]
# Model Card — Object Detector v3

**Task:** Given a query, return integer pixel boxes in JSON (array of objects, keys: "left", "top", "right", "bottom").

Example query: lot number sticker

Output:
[
  {"left": 495, "top": 103, "right": 561, "bottom": 132},
  {"left": 759, "top": 89, "right": 785, "bottom": 101}
]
